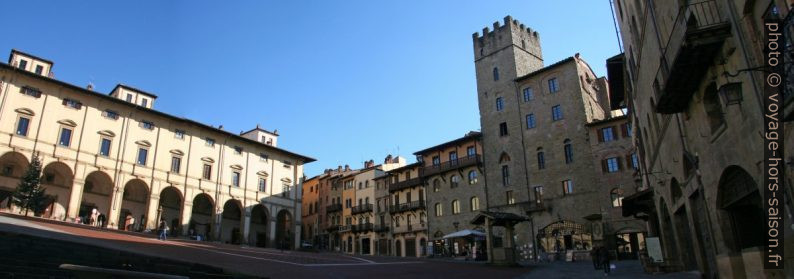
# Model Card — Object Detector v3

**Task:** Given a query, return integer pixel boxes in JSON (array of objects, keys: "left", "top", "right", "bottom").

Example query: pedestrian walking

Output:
[
  {"left": 599, "top": 246, "right": 611, "bottom": 276},
  {"left": 158, "top": 218, "right": 169, "bottom": 240}
]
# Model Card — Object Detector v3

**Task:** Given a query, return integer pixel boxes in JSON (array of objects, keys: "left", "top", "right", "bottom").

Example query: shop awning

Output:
[{"left": 442, "top": 229, "right": 486, "bottom": 239}]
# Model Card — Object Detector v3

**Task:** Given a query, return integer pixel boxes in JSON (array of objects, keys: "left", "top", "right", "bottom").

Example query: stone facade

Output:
[
  {"left": 613, "top": 0, "right": 793, "bottom": 277},
  {"left": 0, "top": 50, "right": 313, "bottom": 249}
]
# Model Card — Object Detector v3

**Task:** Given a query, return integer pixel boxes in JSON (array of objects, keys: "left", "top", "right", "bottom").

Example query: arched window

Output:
[
  {"left": 433, "top": 179, "right": 441, "bottom": 192},
  {"left": 563, "top": 139, "right": 573, "bottom": 164},
  {"left": 611, "top": 188, "right": 624, "bottom": 207},
  {"left": 470, "top": 197, "right": 480, "bottom": 211},
  {"left": 450, "top": 175, "right": 460, "bottom": 188},
  {"left": 537, "top": 147, "right": 545, "bottom": 169},
  {"left": 496, "top": 97, "right": 504, "bottom": 111},
  {"left": 435, "top": 203, "right": 443, "bottom": 216},
  {"left": 493, "top": 67, "right": 499, "bottom": 81},
  {"left": 451, "top": 200, "right": 460, "bottom": 214},
  {"left": 468, "top": 170, "right": 478, "bottom": 184}
]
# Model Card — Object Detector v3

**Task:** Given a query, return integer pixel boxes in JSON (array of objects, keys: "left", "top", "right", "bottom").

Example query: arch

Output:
[
  {"left": 159, "top": 186, "right": 183, "bottom": 236},
  {"left": 250, "top": 204, "right": 270, "bottom": 247},
  {"left": 221, "top": 199, "right": 243, "bottom": 244},
  {"left": 716, "top": 166, "right": 764, "bottom": 253},
  {"left": 275, "top": 209, "right": 293, "bottom": 250},
  {"left": 190, "top": 193, "right": 214, "bottom": 240},
  {"left": 79, "top": 171, "right": 113, "bottom": 227},
  {"left": 118, "top": 179, "right": 149, "bottom": 231},
  {"left": 40, "top": 161, "right": 74, "bottom": 220}
]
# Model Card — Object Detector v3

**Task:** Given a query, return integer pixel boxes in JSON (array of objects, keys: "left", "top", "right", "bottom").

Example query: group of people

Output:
[{"left": 591, "top": 246, "right": 612, "bottom": 276}]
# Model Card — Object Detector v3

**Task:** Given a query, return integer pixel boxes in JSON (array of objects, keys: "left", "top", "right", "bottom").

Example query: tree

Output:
[{"left": 12, "top": 152, "right": 47, "bottom": 216}]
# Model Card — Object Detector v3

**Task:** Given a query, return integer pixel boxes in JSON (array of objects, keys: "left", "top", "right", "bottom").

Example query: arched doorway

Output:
[
  {"left": 41, "top": 161, "right": 74, "bottom": 220},
  {"left": 158, "top": 187, "right": 182, "bottom": 236},
  {"left": 0, "top": 152, "right": 30, "bottom": 209},
  {"left": 118, "top": 179, "right": 149, "bottom": 231},
  {"left": 79, "top": 171, "right": 113, "bottom": 227},
  {"left": 250, "top": 204, "right": 269, "bottom": 247},
  {"left": 190, "top": 193, "right": 214, "bottom": 240},
  {"left": 275, "top": 209, "right": 293, "bottom": 250},
  {"left": 536, "top": 220, "right": 592, "bottom": 253},
  {"left": 716, "top": 166, "right": 764, "bottom": 276},
  {"left": 221, "top": 199, "right": 243, "bottom": 244}
]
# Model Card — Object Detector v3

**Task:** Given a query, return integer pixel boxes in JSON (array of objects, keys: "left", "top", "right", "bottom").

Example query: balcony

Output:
[
  {"left": 655, "top": 0, "right": 732, "bottom": 113},
  {"left": 374, "top": 224, "right": 390, "bottom": 233},
  {"left": 351, "top": 204, "right": 373, "bottom": 215},
  {"left": 388, "top": 177, "right": 423, "bottom": 192},
  {"left": 389, "top": 200, "right": 426, "bottom": 214},
  {"left": 419, "top": 155, "right": 481, "bottom": 177},
  {"left": 326, "top": 203, "right": 342, "bottom": 213},
  {"left": 353, "top": 223, "right": 374, "bottom": 233}
]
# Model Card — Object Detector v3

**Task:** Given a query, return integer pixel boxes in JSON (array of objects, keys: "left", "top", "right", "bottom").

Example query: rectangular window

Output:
[
  {"left": 548, "top": 78, "right": 559, "bottom": 93},
  {"left": 140, "top": 121, "right": 155, "bottom": 130},
  {"left": 203, "top": 164, "right": 212, "bottom": 180},
  {"left": 526, "top": 114, "right": 536, "bottom": 129},
  {"left": 534, "top": 186, "right": 544, "bottom": 204},
  {"left": 18, "top": 59, "right": 27, "bottom": 70},
  {"left": 258, "top": 178, "right": 267, "bottom": 192},
  {"left": 506, "top": 190, "right": 515, "bottom": 205},
  {"left": 102, "top": 109, "right": 119, "bottom": 120},
  {"left": 137, "top": 148, "right": 148, "bottom": 166},
  {"left": 99, "top": 138, "right": 112, "bottom": 157},
  {"left": 501, "top": 165, "right": 509, "bottom": 186},
  {"left": 170, "top": 156, "right": 181, "bottom": 173},
  {"left": 231, "top": 171, "right": 240, "bottom": 187},
  {"left": 522, "top": 87, "right": 534, "bottom": 102},
  {"left": 432, "top": 156, "right": 440, "bottom": 166},
  {"left": 205, "top": 138, "right": 215, "bottom": 147},
  {"left": 499, "top": 122, "right": 508, "bottom": 136},
  {"left": 552, "top": 105, "right": 563, "bottom": 121},
  {"left": 16, "top": 117, "right": 30, "bottom": 136},
  {"left": 496, "top": 97, "right": 504, "bottom": 111},
  {"left": 59, "top": 128, "right": 72, "bottom": 147},
  {"left": 63, "top": 98, "right": 82, "bottom": 109},
  {"left": 562, "top": 180, "right": 574, "bottom": 195},
  {"left": 34, "top": 65, "right": 43, "bottom": 75},
  {"left": 605, "top": 157, "right": 620, "bottom": 173},
  {"left": 467, "top": 146, "right": 476, "bottom": 157},
  {"left": 174, "top": 129, "right": 185, "bottom": 139},
  {"left": 141, "top": 98, "right": 148, "bottom": 107},
  {"left": 600, "top": 127, "right": 616, "bottom": 142},
  {"left": 234, "top": 146, "right": 243, "bottom": 155},
  {"left": 20, "top": 86, "right": 42, "bottom": 98},
  {"left": 126, "top": 94, "right": 133, "bottom": 102}
]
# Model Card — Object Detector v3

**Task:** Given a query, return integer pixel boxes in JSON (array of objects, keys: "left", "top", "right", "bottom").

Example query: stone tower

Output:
[{"left": 473, "top": 16, "right": 542, "bottom": 207}]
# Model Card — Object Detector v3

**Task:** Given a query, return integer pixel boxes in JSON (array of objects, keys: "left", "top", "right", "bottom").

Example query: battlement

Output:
[{"left": 472, "top": 15, "right": 540, "bottom": 42}]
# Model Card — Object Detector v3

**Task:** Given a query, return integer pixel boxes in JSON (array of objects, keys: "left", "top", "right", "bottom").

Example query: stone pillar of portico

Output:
[
  {"left": 181, "top": 201, "right": 193, "bottom": 236},
  {"left": 65, "top": 178, "right": 85, "bottom": 221}
]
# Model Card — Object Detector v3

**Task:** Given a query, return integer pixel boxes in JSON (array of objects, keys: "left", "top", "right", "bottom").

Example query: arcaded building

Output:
[
  {"left": 0, "top": 49, "right": 314, "bottom": 249},
  {"left": 471, "top": 16, "right": 644, "bottom": 261},
  {"left": 613, "top": 0, "right": 793, "bottom": 277}
]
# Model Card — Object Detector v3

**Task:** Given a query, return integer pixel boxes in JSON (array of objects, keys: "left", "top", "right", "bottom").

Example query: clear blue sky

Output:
[{"left": 1, "top": 1, "right": 621, "bottom": 177}]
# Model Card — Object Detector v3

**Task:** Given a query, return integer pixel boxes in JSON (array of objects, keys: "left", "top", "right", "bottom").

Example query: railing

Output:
[
  {"left": 388, "top": 200, "right": 426, "bottom": 214},
  {"left": 388, "top": 177, "right": 423, "bottom": 192},
  {"left": 419, "top": 155, "right": 481, "bottom": 177},
  {"left": 351, "top": 204, "right": 373, "bottom": 215},
  {"left": 326, "top": 203, "right": 342, "bottom": 213},
  {"left": 353, "top": 223, "right": 373, "bottom": 233}
]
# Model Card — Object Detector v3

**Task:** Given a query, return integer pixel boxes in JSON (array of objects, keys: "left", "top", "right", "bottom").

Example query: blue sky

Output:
[{"left": 1, "top": 1, "right": 621, "bottom": 177}]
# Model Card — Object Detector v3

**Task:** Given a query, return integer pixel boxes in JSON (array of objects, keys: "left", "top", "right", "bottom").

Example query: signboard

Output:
[{"left": 645, "top": 237, "right": 663, "bottom": 263}]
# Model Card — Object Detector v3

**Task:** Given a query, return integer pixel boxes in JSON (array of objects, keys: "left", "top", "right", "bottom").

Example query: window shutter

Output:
[
  {"left": 597, "top": 129, "right": 604, "bottom": 142},
  {"left": 621, "top": 124, "right": 629, "bottom": 138}
]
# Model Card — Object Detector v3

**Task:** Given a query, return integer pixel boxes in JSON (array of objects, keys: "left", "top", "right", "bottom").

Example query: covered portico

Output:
[{"left": 471, "top": 211, "right": 528, "bottom": 266}]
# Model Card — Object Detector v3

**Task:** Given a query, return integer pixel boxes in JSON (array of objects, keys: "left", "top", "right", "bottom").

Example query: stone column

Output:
[
  {"left": 65, "top": 179, "right": 85, "bottom": 220},
  {"left": 181, "top": 201, "right": 193, "bottom": 236}
]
